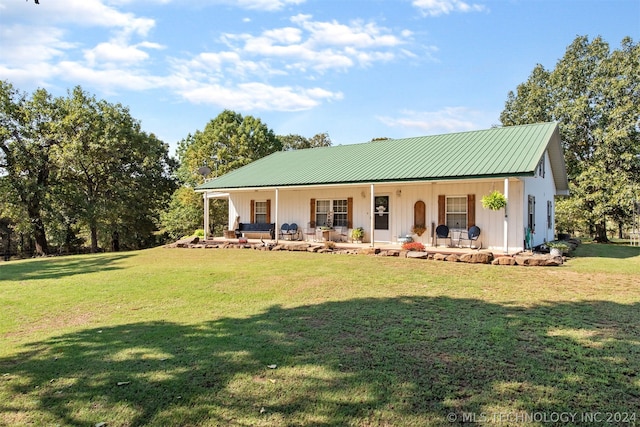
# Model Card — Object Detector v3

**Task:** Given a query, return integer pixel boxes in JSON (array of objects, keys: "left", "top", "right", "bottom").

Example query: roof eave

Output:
[{"left": 196, "top": 172, "right": 534, "bottom": 193}]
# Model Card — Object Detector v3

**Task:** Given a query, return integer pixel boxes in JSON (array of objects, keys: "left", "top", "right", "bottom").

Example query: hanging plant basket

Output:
[{"left": 481, "top": 190, "right": 507, "bottom": 211}]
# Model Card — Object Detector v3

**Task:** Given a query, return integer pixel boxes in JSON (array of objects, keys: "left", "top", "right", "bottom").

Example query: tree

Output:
[
  {"left": 500, "top": 36, "right": 640, "bottom": 242},
  {"left": 176, "top": 110, "right": 281, "bottom": 186},
  {"left": 54, "top": 87, "right": 175, "bottom": 252},
  {"left": 160, "top": 187, "right": 204, "bottom": 240},
  {"left": 0, "top": 81, "right": 61, "bottom": 255},
  {"left": 165, "top": 110, "right": 282, "bottom": 238},
  {"left": 279, "top": 132, "right": 332, "bottom": 150}
]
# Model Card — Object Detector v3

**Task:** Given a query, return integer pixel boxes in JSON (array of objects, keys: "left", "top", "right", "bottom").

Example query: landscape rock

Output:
[
  {"left": 289, "top": 244, "right": 310, "bottom": 251},
  {"left": 445, "top": 254, "right": 460, "bottom": 262},
  {"left": 514, "top": 254, "right": 562, "bottom": 266},
  {"left": 359, "top": 248, "right": 380, "bottom": 255},
  {"left": 174, "top": 236, "right": 199, "bottom": 248},
  {"left": 433, "top": 253, "right": 448, "bottom": 261},
  {"left": 459, "top": 251, "right": 493, "bottom": 264},
  {"left": 492, "top": 256, "right": 517, "bottom": 266},
  {"left": 407, "top": 251, "right": 429, "bottom": 259}
]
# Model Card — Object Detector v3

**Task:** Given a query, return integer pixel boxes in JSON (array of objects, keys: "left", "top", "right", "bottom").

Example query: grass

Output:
[{"left": 1, "top": 242, "right": 639, "bottom": 426}]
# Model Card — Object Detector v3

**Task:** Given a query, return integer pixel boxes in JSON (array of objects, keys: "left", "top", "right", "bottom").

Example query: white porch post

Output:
[
  {"left": 203, "top": 192, "right": 210, "bottom": 241},
  {"left": 370, "top": 183, "right": 375, "bottom": 247},
  {"left": 274, "top": 188, "right": 279, "bottom": 243},
  {"left": 503, "top": 178, "right": 509, "bottom": 254}
]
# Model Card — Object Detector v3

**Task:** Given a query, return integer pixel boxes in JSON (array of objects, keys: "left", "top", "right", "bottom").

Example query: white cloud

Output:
[
  {"left": 0, "top": 1, "right": 415, "bottom": 113},
  {"left": 178, "top": 82, "right": 342, "bottom": 111},
  {"left": 0, "top": 24, "right": 75, "bottom": 65},
  {"left": 377, "top": 108, "right": 480, "bottom": 134},
  {"left": 232, "top": 0, "right": 306, "bottom": 12},
  {"left": 0, "top": 0, "right": 156, "bottom": 36},
  {"left": 292, "top": 14, "right": 405, "bottom": 49},
  {"left": 84, "top": 41, "right": 163, "bottom": 67},
  {"left": 225, "top": 14, "right": 412, "bottom": 73},
  {"left": 412, "top": 0, "right": 486, "bottom": 17},
  {"left": 55, "top": 61, "right": 164, "bottom": 92}
]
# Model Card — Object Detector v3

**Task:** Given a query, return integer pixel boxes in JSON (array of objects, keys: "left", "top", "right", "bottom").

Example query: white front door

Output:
[{"left": 374, "top": 195, "right": 391, "bottom": 242}]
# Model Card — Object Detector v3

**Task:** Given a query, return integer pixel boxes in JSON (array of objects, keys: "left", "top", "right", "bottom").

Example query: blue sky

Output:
[{"left": 1, "top": 0, "right": 638, "bottom": 154}]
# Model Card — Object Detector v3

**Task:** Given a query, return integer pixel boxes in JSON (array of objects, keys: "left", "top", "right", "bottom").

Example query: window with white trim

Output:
[
  {"left": 332, "top": 199, "right": 348, "bottom": 227},
  {"left": 315, "top": 199, "right": 348, "bottom": 227},
  {"left": 255, "top": 201, "right": 267, "bottom": 223},
  {"left": 446, "top": 196, "right": 467, "bottom": 229},
  {"left": 547, "top": 200, "right": 552, "bottom": 229}
]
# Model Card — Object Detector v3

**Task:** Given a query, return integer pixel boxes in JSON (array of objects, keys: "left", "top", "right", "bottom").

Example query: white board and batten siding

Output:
[{"left": 223, "top": 174, "right": 555, "bottom": 253}]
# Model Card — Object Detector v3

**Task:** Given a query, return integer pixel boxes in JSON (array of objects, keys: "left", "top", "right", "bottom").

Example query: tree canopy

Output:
[
  {"left": 0, "top": 81, "right": 175, "bottom": 255},
  {"left": 162, "top": 112, "right": 332, "bottom": 240},
  {"left": 280, "top": 132, "right": 332, "bottom": 151},
  {"left": 500, "top": 36, "right": 640, "bottom": 241},
  {"left": 162, "top": 110, "right": 283, "bottom": 239}
]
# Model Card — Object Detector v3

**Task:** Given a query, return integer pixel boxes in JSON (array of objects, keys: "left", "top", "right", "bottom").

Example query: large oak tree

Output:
[{"left": 501, "top": 36, "right": 640, "bottom": 241}]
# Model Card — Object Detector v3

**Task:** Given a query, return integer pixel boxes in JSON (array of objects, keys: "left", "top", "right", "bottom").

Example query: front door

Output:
[{"left": 374, "top": 195, "right": 391, "bottom": 241}]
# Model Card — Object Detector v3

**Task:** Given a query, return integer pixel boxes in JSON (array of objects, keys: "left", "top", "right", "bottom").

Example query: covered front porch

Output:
[{"left": 201, "top": 176, "right": 522, "bottom": 254}]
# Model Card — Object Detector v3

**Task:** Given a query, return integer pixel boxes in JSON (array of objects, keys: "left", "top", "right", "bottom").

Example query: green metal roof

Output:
[{"left": 196, "top": 122, "right": 568, "bottom": 192}]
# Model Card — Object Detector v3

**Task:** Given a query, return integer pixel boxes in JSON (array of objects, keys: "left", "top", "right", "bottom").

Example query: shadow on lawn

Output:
[
  {"left": 1, "top": 297, "right": 639, "bottom": 426},
  {"left": 0, "top": 253, "right": 133, "bottom": 281}
]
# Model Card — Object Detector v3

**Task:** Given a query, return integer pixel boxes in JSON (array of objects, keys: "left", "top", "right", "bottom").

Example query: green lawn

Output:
[{"left": 1, "top": 243, "right": 639, "bottom": 426}]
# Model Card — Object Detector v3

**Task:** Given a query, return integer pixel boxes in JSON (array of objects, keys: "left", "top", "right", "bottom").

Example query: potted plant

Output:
[
  {"left": 351, "top": 227, "right": 364, "bottom": 243},
  {"left": 547, "top": 241, "right": 569, "bottom": 257},
  {"left": 481, "top": 190, "right": 507, "bottom": 211},
  {"left": 411, "top": 224, "right": 427, "bottom": 236}
]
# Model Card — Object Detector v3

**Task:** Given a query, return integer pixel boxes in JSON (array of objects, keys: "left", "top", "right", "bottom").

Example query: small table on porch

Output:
[
  {"left": 450, "top": 229, "right": 467, "bottom": 247},
  {"left": 318, "top": 228, "right": 335, "bottom": 242}
]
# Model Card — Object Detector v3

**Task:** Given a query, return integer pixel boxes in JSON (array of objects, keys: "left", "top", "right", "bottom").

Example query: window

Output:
[
  {"left": 315, "top": 199, "right": 348, "bottom": 227},
  {"left": 547, "top": 200, "right": 552, "bottom": 229},
  {"left": 315, "top": 200, "right": 330, "bottom": 227},
  {"left": 537, "top": 156, "right": 545, "bottom": 178},
  {"left": 255, "top": 201, "right": 267, "bottom": 223},
  {"left": 332, "top": 199, "right": 348, "bottom": 227},
  {"left": 527, "top": 195, "right": 536, "bottom": 232},
  {"left": 446, "top": 196, "right": 467, "bottom": 229}
]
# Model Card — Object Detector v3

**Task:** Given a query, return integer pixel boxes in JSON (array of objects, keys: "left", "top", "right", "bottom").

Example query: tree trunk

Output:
[
  {"left": 593, "top": 220, "right": 609, "bottom": 243},
  {"left": 111, "top": 230, "right": 120, "bottom": 252},
  {"left": 618, "top": 221, "right": 623, "bottom": 239},
  {"left": 26, "top": 203, "right": 48, "bottom": 256},
  {"left": 3, "top": 230, "right": 10, "bottom": 261},
  {"left": 90, "top": 225, "right": 99, "bottom": 253}
]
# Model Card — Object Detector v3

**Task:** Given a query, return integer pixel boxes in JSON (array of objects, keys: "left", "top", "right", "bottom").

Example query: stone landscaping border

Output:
[{"left": 167, "top": 236, "right": 574, "bottom": 266}]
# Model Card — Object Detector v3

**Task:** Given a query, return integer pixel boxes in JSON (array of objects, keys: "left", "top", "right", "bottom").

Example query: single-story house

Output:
[{"left": 196, "top": 122, "right": 569, "bottom": 253}]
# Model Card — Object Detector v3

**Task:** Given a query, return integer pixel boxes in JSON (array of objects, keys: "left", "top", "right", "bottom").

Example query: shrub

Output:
[
  {"left": 402, "top": 241, "right": 425, "bottom": 251},
  {"left": 351, "top": 227, "right": 364, "bottom": 241}
]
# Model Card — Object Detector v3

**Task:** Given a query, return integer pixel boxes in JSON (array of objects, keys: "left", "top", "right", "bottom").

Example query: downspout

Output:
[
  {"left": 370, "top": 183, "right": 375, "bottom": 247},
  {"left": 203, "top": 191, "right": 209, "bottom": 241},
  {"left": 503, "top": 178, "right": 509, "bottom": 254}
]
